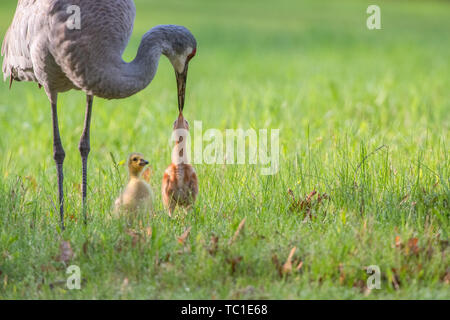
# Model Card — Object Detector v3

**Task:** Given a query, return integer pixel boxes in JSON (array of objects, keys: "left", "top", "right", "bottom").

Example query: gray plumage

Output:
[
  {"left": 2, "top": 0, "right": 197, "bottom": 99},
  {"left": 1, "top": 0, "right": 197, "bottom": 229}
]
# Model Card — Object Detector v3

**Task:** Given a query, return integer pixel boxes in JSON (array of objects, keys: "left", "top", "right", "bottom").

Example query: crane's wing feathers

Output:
[
  {"left": 47, "top": 0, "right": 136, "bottom": 94},
  {"left": 1, "top": 0, "right": 40, "bottom": 82},
  {"left": 1, "top": 0, "right": 136, "bottom": 94}
]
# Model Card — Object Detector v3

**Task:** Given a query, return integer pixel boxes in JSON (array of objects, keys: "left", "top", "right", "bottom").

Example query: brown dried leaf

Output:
[
  {"left": 40, "top": 264, "right": 56, "bottom": 273},
  {"left": 391, "top": 268, "right": 401, "bottom": 290},
  {"left": 282, "top": 247, "right": 297, "bottom": 275},
  {"left": 443, "top": 270, "right": 450, "bottom": 284},
  {"left": 272, "top": 254, "right": 282, "bottom": 277},
  {"left": 407, "top": 237, "right": 420, "bottom": 255},
  {"left": 287, "top": 189, "right": 329, "bottom": 220},
  {"left": 49, "top": 280, "right": 66, "bottom": 290},
  {"left": 306, "top": 190, "right": 317, "bottom": 202},
  {"left": 296, "top": 261, "right": 303, "bottom": 271},
  {"left": 177, "top": 226, "right": 192, "bottom": 245},
  {"left": 338, "top": 263, "right": 345, "bottom": 284},
  {"left": 229, "top": 218, "right": 246, "bottom": 245},
  {"left": 208, "top": 235, "right": 219, "bottom": 256},
  {"left": 82, "top": 241, "right": 89, "bottom": 255},
  {"left": 287, "top": 188, "right": 296, "bottom": 202},
  {"left": 399, "top": 194, "right": 409, "bottom": 205},
  {"left": 317, "top": 192, "right": 329, "bottom": 204},
  {"left": 353, "top": 279, "right": 366, "bottom": 292},
  {"left": 353, "top": 276, "right": 371, "bottom": 296},
  {"left": 58, "top": 240, "right": 73, "bottom": 264},
  {"left": 226, "top": 256, "right": 243, "bottom": 274}
]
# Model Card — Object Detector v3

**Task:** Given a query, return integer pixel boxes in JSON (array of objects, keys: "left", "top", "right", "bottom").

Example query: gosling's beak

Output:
[
  {"left": 176, "top": 63, "right": 189, "bottom": 112},
  {"left": 139, "top": 159, "right": 149, "bottom": 167}
]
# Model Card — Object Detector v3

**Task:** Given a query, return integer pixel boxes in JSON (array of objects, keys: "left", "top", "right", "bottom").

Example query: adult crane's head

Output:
[{"left": 152, "top": 25, "right": 197, "bottom": 112}]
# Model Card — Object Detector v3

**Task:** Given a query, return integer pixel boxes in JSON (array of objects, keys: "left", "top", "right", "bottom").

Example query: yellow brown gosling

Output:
[
  {"left": 115, "top": 153, "right": 153, "bottom": 215},
  {"left": 162, "top": 113, "right": 198, "bottom": 217}
]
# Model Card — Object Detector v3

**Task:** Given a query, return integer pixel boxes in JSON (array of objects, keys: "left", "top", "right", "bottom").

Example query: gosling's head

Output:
[{"left": 127, "top": 152, "right": 149, "bottom": 177}]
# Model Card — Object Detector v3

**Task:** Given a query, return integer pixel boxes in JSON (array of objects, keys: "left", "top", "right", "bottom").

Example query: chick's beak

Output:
[
  {"left": 139, "top": 159, "right": 149, "bottom": 167},
  {"left": 176, "top": 63, "right": 189, "bottom": 113}
]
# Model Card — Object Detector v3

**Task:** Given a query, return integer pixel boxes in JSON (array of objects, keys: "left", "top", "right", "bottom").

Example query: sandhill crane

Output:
[{"left": 1, "top": 0, "right": 197, "bottom": 229}]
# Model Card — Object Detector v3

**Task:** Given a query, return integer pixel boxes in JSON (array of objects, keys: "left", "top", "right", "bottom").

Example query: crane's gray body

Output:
[
  {"left": 1, "top": 0, "right": 196, "bottom": 230},
  {"left": 2, "top": 0, "right": 196, "bottom": 100}
]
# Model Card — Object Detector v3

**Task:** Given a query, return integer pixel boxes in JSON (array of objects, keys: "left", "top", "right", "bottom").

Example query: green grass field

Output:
[{"left": 0, "top": 0, "right": 449, "bottom": 299}]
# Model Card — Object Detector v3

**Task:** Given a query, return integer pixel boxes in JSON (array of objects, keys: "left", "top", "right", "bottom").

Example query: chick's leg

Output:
[
  {"left": 51, "top": 98, "right": 65, "bottom": 230},
  {"left": 79, "top": 95, "right": 93, "bottom": 224}
]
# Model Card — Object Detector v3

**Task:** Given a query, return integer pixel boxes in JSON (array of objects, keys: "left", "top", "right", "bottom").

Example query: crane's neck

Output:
[
  {"left": 103, "top": 31, "right": 163, "bottom": 99},
  {"left": 87, "top": 25, "right": 195, "bottom": 100}
]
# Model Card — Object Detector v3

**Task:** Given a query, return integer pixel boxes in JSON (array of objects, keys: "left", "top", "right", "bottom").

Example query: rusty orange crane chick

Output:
[
  {"left": 162, "top": 113, "right": 198, "bottom": 216},
  {"left": 115, "top": 153, "right": 153, "bottom": 215}
]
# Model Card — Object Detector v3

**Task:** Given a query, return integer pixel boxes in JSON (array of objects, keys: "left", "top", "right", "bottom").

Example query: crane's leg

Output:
[
  {"left": 51, "top": 99, "right": 66, "bottom": 230},
  {"left": 79, "top": 95, "right": 93, "bottom": 224}
]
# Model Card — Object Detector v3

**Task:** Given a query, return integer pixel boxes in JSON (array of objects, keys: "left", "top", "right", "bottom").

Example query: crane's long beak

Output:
[{"left": 176, "top": 63, "right": 189, "bottom": 112}]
